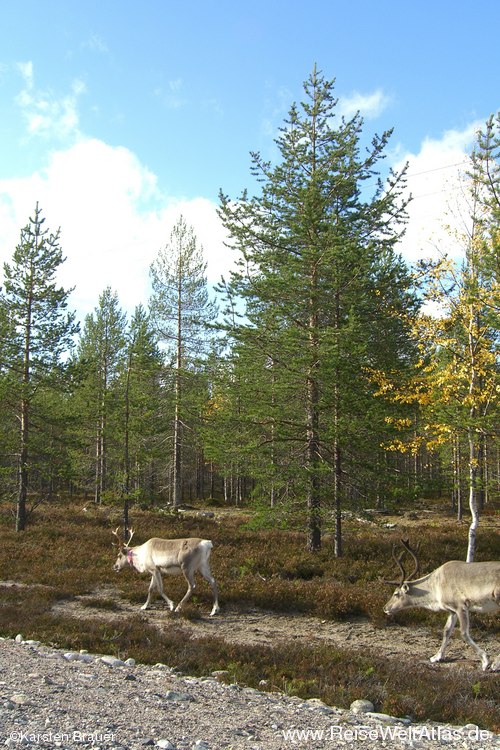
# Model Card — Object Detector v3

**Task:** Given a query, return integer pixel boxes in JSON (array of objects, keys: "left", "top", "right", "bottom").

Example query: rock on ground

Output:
[{"left": 0, "top": 637, "right": 498, "bottom": 749}]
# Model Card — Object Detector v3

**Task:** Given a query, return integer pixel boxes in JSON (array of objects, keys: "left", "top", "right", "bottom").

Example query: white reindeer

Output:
[
  {"left": 384, "top": 539, "right": 500, "bottom": 671},
  {"left": 112, "top": 528, "right": 220, "bottom": 616}
]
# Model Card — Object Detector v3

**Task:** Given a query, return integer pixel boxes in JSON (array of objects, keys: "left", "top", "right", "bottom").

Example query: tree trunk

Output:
[
  {"left": 123, "top": 349, "right": 132, "bottom": 534},
  {"left": 17, "top": 288, "right": 32, "bottom": 532},
  {"left": 466, "top": 302, "right": 479, "bottom": 563},
  {"left": 306, "top": 326, "right": 321, "bottom": 550},
  {"left": 332, "top": 284, "right": 342, "bottom": 557},
  {"left": 94, "top": 409, "right": 105, "bottom": 504},
  {"left": 333, "top": 438, "right": 342, "bottom": 557},
  {"left": 477, "top": 432, "right": 485, "bottom": 512},
  {"left": 16, "top": 398, "right": 29, "bottom": 532},
  {"left": 453, "top": 433, "right": 463, "bottom": 521},
  {"left": 172, "top": 269, "right": 183, "bottom": 508},
  {"left": 466, "top": 427, "right": 479, "bottom": 562},
  {"left": 172, "top": 382, "right": 182, "bottom": 507},
  {"left": 210, "top": 461, "right": 215, "bottom": 499}
]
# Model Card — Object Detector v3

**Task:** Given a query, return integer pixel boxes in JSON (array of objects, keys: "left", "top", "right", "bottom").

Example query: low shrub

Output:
[{"left": 0, "top": 498, "right": 498, "bottom": 731}]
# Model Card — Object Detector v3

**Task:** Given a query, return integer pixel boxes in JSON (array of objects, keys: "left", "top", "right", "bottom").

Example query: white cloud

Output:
[
  {"left": 260, "top": 85, "right": 392, "bottom": 147},
  {"left": 154, "top": 78, "right": 188, "bottom": 110},
  {"left": 339, "top": 89, "right": 392, "bottom": 120},
  {"left": 169, "top": 78, "right": 183, "bottom": 92},
  {"left": 1, "top": 63, "right": 232, "bottom": 322},
  {"left": 393, "top": 122, "right": 483, "bottom": 264},
  {"left": 260, "top": 85, "right": 293, "bottom": 140},
  {"left": 17, "top": 61, "right": 34, "bottom": 88},
  {"left": 15, "top": 62, "right": 85, "bottom": 141},
  {"left": 156, "top": 196, "right": 232, "bottom": 284},
  {"left": 0, "top": 140, "right": 232, "bottom": 322},
  {"left": 84, "top": 34, "right": 109, "bottom": 54}
]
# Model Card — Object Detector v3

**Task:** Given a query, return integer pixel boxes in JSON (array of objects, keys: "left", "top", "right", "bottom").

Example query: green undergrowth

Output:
[
  {"left": 0, "top": 499, "right": 498, "bottom": 731},
  {"left": 1, "top": 599, "right": 498, "bottom": 732}
]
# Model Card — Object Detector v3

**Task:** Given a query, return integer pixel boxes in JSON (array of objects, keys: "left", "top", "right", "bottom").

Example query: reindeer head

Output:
[
  {"left": 112, "top": 527, "right": 135, "bottom": 572},
  {"left": 383, "top": 538, "right": 421, "bottom": 615}
]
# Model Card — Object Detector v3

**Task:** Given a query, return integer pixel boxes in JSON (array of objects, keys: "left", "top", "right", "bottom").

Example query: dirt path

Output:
[{"left": 50, "top": 584, "right": 499, "bottom": 672}]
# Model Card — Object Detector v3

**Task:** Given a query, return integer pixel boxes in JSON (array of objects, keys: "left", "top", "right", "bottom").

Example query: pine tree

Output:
[
  {"left": 150, "top": 216, "right": 217, "bottom": 507},
  {"left": 0, "top": 203, "right": 78, "bottom": 530},
  {"left": 218, "top": 67, "right": 414, "bottom": 550},
  {"left": 76, "top": 287, "right": 127, "bottom": 503},
  {"left": 122, "top": 304, "right": 166, "bottom": 524}
]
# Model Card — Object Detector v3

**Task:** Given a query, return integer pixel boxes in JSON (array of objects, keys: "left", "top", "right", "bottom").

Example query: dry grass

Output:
[{"left": 0, "top": 498, "right": 498, "bottom": 731}]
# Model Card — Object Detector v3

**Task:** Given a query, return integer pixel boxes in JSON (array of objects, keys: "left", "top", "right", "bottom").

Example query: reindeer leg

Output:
[
  {"left": 491, "top": 588, "right": 500, "bottom": 668},
  {"left": 200, "top": 562, "right": 220, "bottom": 616},
  {"left": 141, "top": 573, "right": 158, "bottom": 610},
  {"left": 155, "top": 569, "right": 175, "bottom": 611},
  {"left": 175, "top": 565, "right": 196, "bottom": 612},
  {"left": 456, "top": 608, "right": 490, "bottom": 671},
  {"left": 430, "top": 612, "right": 457, "bottom": 663},
  {"left": 141, "top": 570, "right": 174, "bottom": 611}
]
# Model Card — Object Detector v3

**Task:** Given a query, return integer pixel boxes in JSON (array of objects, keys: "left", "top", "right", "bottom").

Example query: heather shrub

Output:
[{"left": 0, "top": 497, "right": 498, "bottom": 731}]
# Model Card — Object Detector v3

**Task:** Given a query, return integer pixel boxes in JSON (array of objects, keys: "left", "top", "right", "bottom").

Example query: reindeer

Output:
[
  {"left": 112, "top": 528, "right": 220, "bottom": 616},
  {"left": 383, "top": 539, "right": 500, "bottom": 671}
]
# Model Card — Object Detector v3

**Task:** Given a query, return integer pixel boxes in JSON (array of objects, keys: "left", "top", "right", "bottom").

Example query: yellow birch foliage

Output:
[{"left": 369, "top": 245, "right": 500, "bottom": 454}]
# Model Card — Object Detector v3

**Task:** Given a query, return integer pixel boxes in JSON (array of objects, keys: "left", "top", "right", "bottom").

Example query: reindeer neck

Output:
[
  {"left": 409, "top": 572, "right": 432, "bottom": 586},
  {"left": 407, "top": 571, "right": 438, "bottom": 607}
]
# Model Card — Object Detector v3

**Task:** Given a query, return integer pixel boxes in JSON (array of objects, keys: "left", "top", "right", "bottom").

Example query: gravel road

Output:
[{"left": 1, "top": 637, "right": 498, "bottom": 750}]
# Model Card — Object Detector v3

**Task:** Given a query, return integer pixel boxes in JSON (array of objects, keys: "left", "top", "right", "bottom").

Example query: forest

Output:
[{"left": 1, "top": 70, "right": 499, "bottom": 554}]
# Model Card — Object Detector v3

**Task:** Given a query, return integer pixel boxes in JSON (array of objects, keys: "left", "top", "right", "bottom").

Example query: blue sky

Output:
[{"left": 1, "top": 0, "right": 499, "bottom": 319}]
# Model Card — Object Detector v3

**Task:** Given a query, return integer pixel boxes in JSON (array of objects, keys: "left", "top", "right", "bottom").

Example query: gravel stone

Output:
[
  {"left": 0, "top": 638, "right": 497, "bottom": 749},
  {"left": 351, "top": 698, "right": 375, "bottom": 713}
]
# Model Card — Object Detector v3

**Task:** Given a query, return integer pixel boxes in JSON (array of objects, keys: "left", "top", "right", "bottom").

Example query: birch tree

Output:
[{"left": 373, "top": 116, "right": 500, "bottom": 561}]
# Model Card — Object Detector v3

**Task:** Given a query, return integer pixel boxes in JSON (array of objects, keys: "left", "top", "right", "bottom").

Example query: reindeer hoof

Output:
[{"left": 430, "top": 654, "right": 443, "bottom": 663}]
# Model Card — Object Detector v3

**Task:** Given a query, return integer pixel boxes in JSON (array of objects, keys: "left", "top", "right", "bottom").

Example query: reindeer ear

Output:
[{"left": 401, "top": 583, "right": 410, "bottom": 594}]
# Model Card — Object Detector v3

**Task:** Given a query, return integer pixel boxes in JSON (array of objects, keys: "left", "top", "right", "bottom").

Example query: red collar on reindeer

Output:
[{"left": 127, "top": 548, "right": 134, "bottom": 566}]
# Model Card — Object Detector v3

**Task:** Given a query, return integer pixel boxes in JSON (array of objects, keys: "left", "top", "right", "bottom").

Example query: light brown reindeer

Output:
[
  {"left": 112, "top": 528, "right": 219, "bottom": 616},
  {"left": 384, "top": 539, "right": 500, "bottom": 671}
]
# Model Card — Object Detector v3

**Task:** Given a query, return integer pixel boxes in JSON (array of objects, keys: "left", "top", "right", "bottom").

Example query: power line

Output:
[
  {"left": 364, "top": 160, "right": 469, "bottom": 192},
  {"left": 410, "top": 184, "right": 465, "bottom": 201},
  {"left": 405, "top": 160, "right": 468, "bottom": 180},
  {"left": 393, "top": 160, "right": 470, "bottom": 201}
]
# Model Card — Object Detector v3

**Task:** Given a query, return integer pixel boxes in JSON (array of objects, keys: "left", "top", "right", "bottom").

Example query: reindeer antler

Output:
[
  {"left": 112, "top": 527, "right": 122, "bottom": 547},
  {"left": 125, "top": 527, "right": 135, "bottom": 548},
  {"left": 111, "top": 526, "right": 135, "bottom": 548},
  {"left": 400, "top": 538, "right": 421, "bottom": 581},
  {"left": 384, "top": 544, "right": 407, "bottom": 585},
  {"left": 384, "top": 538, "right": 421, "bottom": 585}
]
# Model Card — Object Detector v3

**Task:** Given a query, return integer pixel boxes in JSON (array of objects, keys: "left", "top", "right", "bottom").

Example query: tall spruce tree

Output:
[
  {"left": 218, "top": 67, "right": 415, "bottom": 551},
  {"left": 150, "top": 216, "right": 217, "bottom": 507},
  {"left": 0, "top": 204, "right": 78, "bottom": 530}
]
